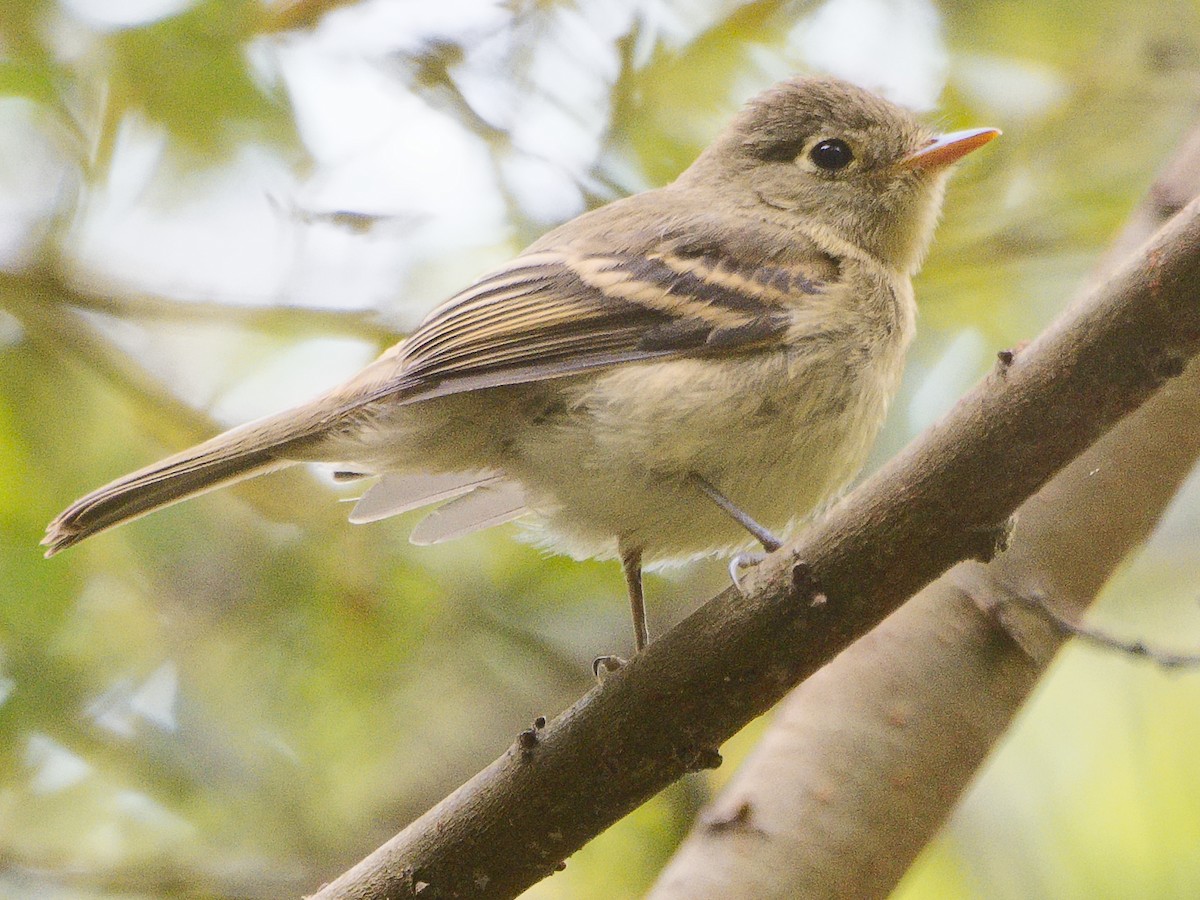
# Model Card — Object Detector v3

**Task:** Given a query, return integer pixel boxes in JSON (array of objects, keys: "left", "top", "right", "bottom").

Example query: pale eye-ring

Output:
[{"left": 808, "top": 138, "right": 854, "bottom": 171}]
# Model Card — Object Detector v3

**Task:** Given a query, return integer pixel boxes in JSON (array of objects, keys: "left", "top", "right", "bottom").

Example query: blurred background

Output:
[{"left": 3, "top": 0, "right": 1200, "bottom": 896}]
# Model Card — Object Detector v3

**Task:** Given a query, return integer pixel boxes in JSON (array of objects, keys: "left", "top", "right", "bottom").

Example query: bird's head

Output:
[{"left": 677, "top": 76, "right": 999, "bottom": 274}]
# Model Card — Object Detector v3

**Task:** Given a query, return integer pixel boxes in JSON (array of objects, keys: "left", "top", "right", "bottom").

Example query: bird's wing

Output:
[{"left": 328, "top": 229, "right": 839, "bottom": 413}]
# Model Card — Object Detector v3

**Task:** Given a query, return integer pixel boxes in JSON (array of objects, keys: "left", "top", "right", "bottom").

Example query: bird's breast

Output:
[{"left": 509, "top": 304, "right": 913, "bottom": 563}]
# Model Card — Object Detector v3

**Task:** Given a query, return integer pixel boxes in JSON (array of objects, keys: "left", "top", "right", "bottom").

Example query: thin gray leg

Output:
[
  {"left": 620, "top": 543, "right": 649, "bottom": 653},
  {"left": 592, "top": 543, "right": 648, "bottom": 680},
  {"left": 690, "top": 473, "right": 782, "bottom": 551}
]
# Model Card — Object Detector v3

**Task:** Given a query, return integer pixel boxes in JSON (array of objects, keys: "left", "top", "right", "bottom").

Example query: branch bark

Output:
[
  {"left": 311, "top": 193, "right": 1200, "bottom": 899},
  {"left": 646, "top": 120, "right": 1200, "bottom": 899}
]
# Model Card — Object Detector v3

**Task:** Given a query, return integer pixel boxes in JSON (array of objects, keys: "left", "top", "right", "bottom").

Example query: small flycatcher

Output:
[{"left": 44, "top": 76, "right": 998, "bottom": 655}]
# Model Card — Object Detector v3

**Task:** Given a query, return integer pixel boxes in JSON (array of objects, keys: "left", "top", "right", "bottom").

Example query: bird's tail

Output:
[{"left": 42, "top": 412, "right": 315, "bottom": 557}]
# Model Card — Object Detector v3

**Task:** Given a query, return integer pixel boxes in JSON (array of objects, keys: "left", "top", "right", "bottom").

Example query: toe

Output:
[
  {"left": 592, "top": 655, "right": 627, "bottom": 681},
  {"left": 728, "top": 551, "right": 766, "bottom": 593}
]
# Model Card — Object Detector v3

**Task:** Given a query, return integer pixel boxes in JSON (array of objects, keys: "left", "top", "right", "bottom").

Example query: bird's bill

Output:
[{"left": 901, "top": 127, "right": 1001, "bottom": 170}]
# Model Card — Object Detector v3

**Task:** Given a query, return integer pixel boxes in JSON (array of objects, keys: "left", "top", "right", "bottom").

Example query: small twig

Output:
[
  {"left": 1000, "top": 591, "right": 1200, "bottom": 669},
  {"left": 51, "top": 283, "right": 398, "bottom": 345},
  {"left": 258, "top": 0, "right": 361, "bottom": 33}
]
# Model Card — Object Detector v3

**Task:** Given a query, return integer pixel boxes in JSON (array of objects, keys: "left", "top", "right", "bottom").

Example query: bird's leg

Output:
[
  {"left": 621, "top": 544, "right": 649, "bottom": 653},
  {"left": 691, "top": 473, "right": 782, "bottom": 551},
  {"left": 593, "top": 542, "right": 648, "bottom": 680},
  {"left": 690, "top": 473, "right": 782, "bottom": 591}
]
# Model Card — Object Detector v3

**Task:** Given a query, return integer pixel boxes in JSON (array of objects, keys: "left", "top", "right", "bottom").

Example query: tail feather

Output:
[
  {"left": 408, "top": 482, "right": 528, "bottom": 545},
  {"left": 43, "top": 422, "right": 303, "bottom": 557},
  {"left": 348, "top": 471, "right": 499, "bottom": 524}
]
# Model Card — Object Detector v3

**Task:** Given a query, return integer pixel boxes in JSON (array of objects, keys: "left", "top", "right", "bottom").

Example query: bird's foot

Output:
[
  {"left": 728, "top": 551, "right": 768, "bottom": 593},
  {"left": 592, "top": 655, "right": 627, "bottom": 682}
]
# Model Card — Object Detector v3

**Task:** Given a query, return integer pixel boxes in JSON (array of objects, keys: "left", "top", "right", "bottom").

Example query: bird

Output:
[{"left": 43, "top": 76, "right": 998, "bottom": 659}]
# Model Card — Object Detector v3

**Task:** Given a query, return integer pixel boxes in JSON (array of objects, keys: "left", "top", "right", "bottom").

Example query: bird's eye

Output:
[{"left": 809, "top": 139, "right": 854, "bottom": 171}]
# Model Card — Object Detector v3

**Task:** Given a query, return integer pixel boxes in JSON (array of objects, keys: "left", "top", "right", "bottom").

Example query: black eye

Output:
[{"left": 809, "top": 139, "right": 854, "bottom": 171}]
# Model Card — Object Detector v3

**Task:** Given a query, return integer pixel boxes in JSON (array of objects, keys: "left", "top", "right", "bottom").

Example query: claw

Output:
[
  {"left": 593, "top": 655, "right": 627, "bottom": 681},
  {"left": 729, "top": 551, "right": 766, "bottom": 593}
]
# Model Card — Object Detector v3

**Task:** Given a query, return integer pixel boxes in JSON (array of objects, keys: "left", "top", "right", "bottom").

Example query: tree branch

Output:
[
  {"left": 1, "top": 270, "right": 345, "bottom": 529},
  {"left": 311, "top": 195, "right": 1200, "bottom": 899},
  {"left": 259, "top": 0, "right": 363, "bottom": 34}
]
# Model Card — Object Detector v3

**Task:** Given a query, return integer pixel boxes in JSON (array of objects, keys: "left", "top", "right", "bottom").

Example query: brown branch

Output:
[
  {"left": 258, "top": 0, "right": 363, "bottom": 34},
  {"left": 998, "top": 590, "right": 1200, "bottom": 669},
  {"left": 308, "top": 187, "right": 1200, "bottom": 895},
  {"left": 649, "top": 122, "right": 1200, "bottom": 898},
  {"left": 0, "top": 270, "right": 343, "bottom": 529},
  {"left": 52, "top": 284, "right": 397, "bottom": 345},
  {"left": 0, "top": 271, "right": 230, "bottom": 449}
]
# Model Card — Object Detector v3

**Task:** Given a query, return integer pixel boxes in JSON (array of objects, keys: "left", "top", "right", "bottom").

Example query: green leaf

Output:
[
  {"left": 105, "top": 0, "right": 298, "bottom": 158},
  {"left": 0, "top": 59, "right": 66, "bottom": 107}
]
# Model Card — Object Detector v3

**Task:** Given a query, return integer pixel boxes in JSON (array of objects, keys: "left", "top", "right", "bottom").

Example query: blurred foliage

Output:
[
  {"left": 2, "top": 0, "right": 1200, "bottom": 897},
  {"left": 104, "top": 1, "right": 297, "bottom": 158}
]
